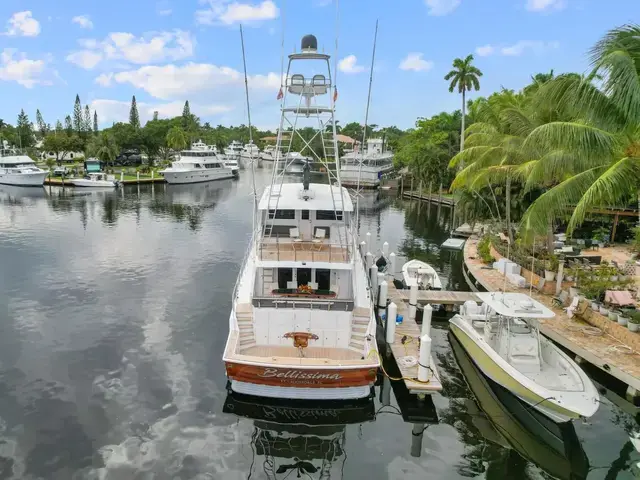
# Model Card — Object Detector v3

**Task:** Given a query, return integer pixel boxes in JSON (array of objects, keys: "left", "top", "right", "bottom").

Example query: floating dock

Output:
[
  {"left": 384, "top": 282, "right": 443, "bottom": 396},
  {"left": 463, "top": 236, "right": 640, "bottom": 401},
  {"left": 441, "top": 238, "right": 466, "bottom": 250}
]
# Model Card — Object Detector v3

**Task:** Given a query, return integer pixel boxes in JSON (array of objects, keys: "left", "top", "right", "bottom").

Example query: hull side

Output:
[
  {"left": 161, "top": 169, "right": 235, "bottom": 184},
  {"left": 225, "top": 362, "right": 377, "bottom": 400},
  {"left": 449, "top": 322, "right": 578, "bottom": 422},
  {"left": 0, "top": 172, "right": 48, "bottom": 186}
]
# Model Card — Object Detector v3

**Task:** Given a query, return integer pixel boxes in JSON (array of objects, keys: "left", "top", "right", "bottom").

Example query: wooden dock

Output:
[
  {"left": 385, "top": 283, "right": 443, "bottom": 396},
  {"left": 391, "top": 289, "right": 479, "bottom": 305},
  {"left": 402, "top": 191, "right": 456, "bottom": 206}
]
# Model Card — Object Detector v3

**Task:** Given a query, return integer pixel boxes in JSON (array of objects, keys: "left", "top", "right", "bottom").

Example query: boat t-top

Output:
[
  {"left": 340, "top": 138, "right": 394, "bottom": 188},
  {"left": 402, "top": 259, "right": 442, "bottom": 290},
  {"left": 160, "top": 142, "right": 237, "bottom": 184},
  {"left": 0, "top": 143, "right": 49, "bottom": 187},
  {"left": 449, "top": 292, "right": 599, "bottom": 422},
  {"left": 223, "top": 33, "right": 379, "bottom": 401}
]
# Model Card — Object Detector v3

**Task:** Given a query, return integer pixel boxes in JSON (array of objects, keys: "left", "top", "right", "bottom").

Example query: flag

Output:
[
  {"left": 333, "top": 87, "right": 338, "bottom": 103},
  {"left": 277, "top": 88, "right": 283, "bottom": 100}
]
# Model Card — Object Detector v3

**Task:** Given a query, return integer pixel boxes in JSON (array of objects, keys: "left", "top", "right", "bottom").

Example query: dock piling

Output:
[
  {"left": 421, "top": 304, "right": 433, "bottom": 338},
  {"left": 365, "top": 231, "right": 372, "bottom": 254},
  {"left": 418, "top": 335, "right": 432, "bottom": 383},
  {"left": 378, "top": 280, "right": 388, "bottom": 318},
  {"left": 408, "top": 284, "right": 418, "bottom": 321},
  {"left": 386, "top": 302, "right": 397, "bottom": 344},
  {"left": 411, "top": 423, "right": 425, "bottom": 458},
  {"left": 365, "top": 252, "right": 373, "bottom": 270},
  {"left": 120, "top": 171, "right": 124, "bottom": 182},
  {"left": 370, "top": 265, "right": 379, "bottom": 302},
  {"left": 359, "top": 241, "right": 366, "bottom": 257},
  {"left": 388, "top": 252, "right": 396, "bottom": 282},
  {"left": 382, "top": 241, "right": 389, "bottom": 257}
]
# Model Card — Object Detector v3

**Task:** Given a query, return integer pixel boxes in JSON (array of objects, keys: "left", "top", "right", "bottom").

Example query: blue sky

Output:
[{"left": 0, "top": 0, "right": 638, "bottom": 131}]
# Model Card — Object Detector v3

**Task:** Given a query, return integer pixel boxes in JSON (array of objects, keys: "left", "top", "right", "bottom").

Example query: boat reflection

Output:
[
  {"left": 223, "top": 392, "right": 375, "bottom": 478},
  {"left": 449, "top": 332, "right": 589, "bottom": 480},
  {"left": 0, "top": 185, "right": 47, "bottom": 205}
]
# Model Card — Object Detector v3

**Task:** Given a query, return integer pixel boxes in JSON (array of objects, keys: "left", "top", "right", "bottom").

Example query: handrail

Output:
[{"left": 232, "top": 228, "right": 257, "bottom": 315}]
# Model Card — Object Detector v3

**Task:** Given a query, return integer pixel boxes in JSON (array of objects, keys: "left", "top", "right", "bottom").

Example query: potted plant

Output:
[
  {"left": 608, "top": 309, "right": 619, "bottom": 321},
  {"left": 628, "top": 311, "right": 640, "bottom": 333},
  {"left": 618, "top": 308, "right": 634, "bottom": 327},
  {"left": 544, "top": 254, "right": 558, "bottom": 282}
]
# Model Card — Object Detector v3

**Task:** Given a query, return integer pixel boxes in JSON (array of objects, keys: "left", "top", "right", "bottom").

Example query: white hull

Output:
[
  {"left": 340, "top": 164, "right": 394, "bottom": 187},
  {"left": 0, "top": 171, "right": 48, "bottom": 187},
  {"left": 449, "top": 293, "right": 599, "bottom": 422},
  {"left": 402, "top": 259, "right": 442, "bottom": 290},
  {"left": 161, "top": 168, "right": 235, "bottom": 184},
  {"left": 69, "top": 179, "right": 116, "bottom": 188},
  {"left": 230, "top": 380, "right": 371, "bottom": 400}
]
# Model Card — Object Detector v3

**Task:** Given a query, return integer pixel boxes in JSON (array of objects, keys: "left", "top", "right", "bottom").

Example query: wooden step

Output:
[
  {"left": 352, "top": 325, "right": 368, "bottom": 333},
  {"left": 353, "top": 307, "right": 370, "bottom": 316},
  {"left": 239, "top": 332, "right": 254, "bottom": 340},
  {"left": 240, "top": 341, "right": 256, "bottom": 351},
  {"left": 349, "top": 338, "right": 365, "bottom": 348}
]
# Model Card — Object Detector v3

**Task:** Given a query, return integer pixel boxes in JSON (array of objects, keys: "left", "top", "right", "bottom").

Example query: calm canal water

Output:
[{"left": 0, "top": 170, "right": 638, "bottom": 479}]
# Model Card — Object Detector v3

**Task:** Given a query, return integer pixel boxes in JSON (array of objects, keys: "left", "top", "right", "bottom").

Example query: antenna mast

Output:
[
  {"left": 355, "top": 19, "right": 379, "bottom": 229},
  {"left": 240, "top": 24, "right": 259, "bottom": 233}
]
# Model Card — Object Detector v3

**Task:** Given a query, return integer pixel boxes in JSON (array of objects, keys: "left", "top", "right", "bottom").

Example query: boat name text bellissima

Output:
[{"left": 258, "top": 369, "right": 342, "bottom": 380}]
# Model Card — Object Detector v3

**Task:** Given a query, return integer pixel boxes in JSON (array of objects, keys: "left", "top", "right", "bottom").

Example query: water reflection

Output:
[{"left": 223, "top": 393, "right": 375, "bottom": 478}]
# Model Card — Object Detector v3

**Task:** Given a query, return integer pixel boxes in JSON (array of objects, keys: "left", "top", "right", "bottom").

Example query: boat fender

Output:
[{"left": 376, "top": 255, "right": 387, "bottom": 270}]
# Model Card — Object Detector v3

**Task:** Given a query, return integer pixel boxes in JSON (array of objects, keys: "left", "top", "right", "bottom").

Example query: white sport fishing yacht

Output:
[
  {"left": 240, "top": 142, "right": 261, "bottom": 169},
  {"left": 225, "top": 140, "right": 243, "bottom": 157},
  {"left": 340, "top": 138, "right": 394, "bottom": 188},
  {"left": 223, "top": 34, "right": 379, "bottom": 400},
  {"left": 0, "top": 144, "right": 48, "bottom": 187},
  {"left": 160, "top": 142, "right": 237, "bottom": 184},
  {"left": 450, "top": 292, "right": 599, "bottom": 423}
]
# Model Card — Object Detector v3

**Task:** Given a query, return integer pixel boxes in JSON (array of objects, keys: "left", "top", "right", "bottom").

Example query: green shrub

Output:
[{"left": 477, "top": 236, "right": 495, "bottom": 264}]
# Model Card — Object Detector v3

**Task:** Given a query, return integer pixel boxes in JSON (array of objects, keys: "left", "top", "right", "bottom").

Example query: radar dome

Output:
[{"left": 301, "top": 34, "right": 318, "bottom": 52}]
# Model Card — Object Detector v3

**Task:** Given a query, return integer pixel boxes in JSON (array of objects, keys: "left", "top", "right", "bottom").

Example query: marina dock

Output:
[
  {"left": 391, "top": 289, "right": 478, "bottom": 305},
  {"left": 463, "top": 236, "right": 640, "bottom": 401},
  {"left": 384, "top": 282, "right": 443, "bottom": 396}
]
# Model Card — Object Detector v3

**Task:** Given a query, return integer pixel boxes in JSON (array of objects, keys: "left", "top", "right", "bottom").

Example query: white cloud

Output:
[
  {"left": 72, "top": 15, "right": 93, "bottom": 29},
  {"left": 4, "top": 11, "right": 41, "bottom": 37},
  {"left": 526, "top": 0, "right": 566, "bottom": 12},
  {"left": 474, "top": 41, "right": 558, "bottom": 57},
  {"left": 338, "top": 55, "right": 365, "bottom": 74},
  {"left": 398, "top": 53, "right": 433, "bottom": 72},
  {"left": 94, "top": 63, "right": 280, "bottom": 99},
  {"left": 89, "top": 99, "right": 233, "bottom": 125},
  {"left": 0, "top": 49, "right": 48, "bottom": 88},
  {"left": 66, "top": 50, "right": 103, "bottom": 69},
  {"left": 196, "top": 0, "right": 279, "bottom": 26},
  {"left": 424, "top": 0, "right": 461, "bottom": 16},
  {"left": 475, "top": 44, "right": 495, "bottom": 57},
  {"left": 501, "top": 40, "right": 559, "bottom": 56},
  {"left": 66, "top": 30, "right": 195, "bottom": 70},
  {"left": 157, "top": 0, "right": 173, "bottom": 15}
]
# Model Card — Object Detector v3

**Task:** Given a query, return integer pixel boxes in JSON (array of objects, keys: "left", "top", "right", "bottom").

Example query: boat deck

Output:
[
  {"left": 387, "top": 283, "right": 443, "bottom": 395},
  {"left": 259, "top": 242, "right": 349, "bottom": 263},
  {"left": 464, "top": 237, "right": 640, "bottom": 396}
]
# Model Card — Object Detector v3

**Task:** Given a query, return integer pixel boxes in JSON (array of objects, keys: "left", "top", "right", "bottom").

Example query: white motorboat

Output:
[
  {"left": 69, "top": 172, "right": 118, "bottom": 188},
  {"left": 223, "top": 33, "right": 379, "bottom": 401},
  {"left": 340, "top": 138, "right": 394, "bottom": 188},
  {"left": 449, "top": 292, "right": 600, "bottom": 423},
  {"left": 260, "top": 145, "right": 281, "bottom": 161},
  {"left": 402, "top": 259, "right": 442, "bottom": 290},
  {"left": 0, "top": 145, "right": 48, "bottom": 187},
  {"left": 239, "top": 142, "right": 261, "bottom": 168},
  {"left": 224, "top": 140, "right": 243, "bottom": 157},
  {"left": 160, "top": 143, "right": 236, "bottom": 184}
]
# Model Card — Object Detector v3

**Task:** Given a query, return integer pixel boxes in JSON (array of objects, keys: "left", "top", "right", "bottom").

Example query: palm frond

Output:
[
  {"left": 519, "top": 168, "right": 604, "bottom": 236},
  {"left": 450, "top": 147, "right": 504, "bottom": 188},
  {"left": 568, "top": 156, "right": 640, "bottom": 233},
  {"left": 596, "top": 49, "right": 640, "bottom": 124},
  {"left": 500, "top": 107, "right": 534, "bottom": 138},
  {"left": 449, "top": 145, "right": 494, "bottom": 169},
  {"left": 523, "top": 121, "right": 618, "bottom": 164},
  {"left": 523, "top": 150, "right": 580, "bottom": 191},
  {"left": 470, "top": 164, "right": 519, "bottom": 189}
]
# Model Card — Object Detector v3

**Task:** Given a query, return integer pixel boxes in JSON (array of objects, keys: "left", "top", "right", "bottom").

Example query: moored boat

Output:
[
  {"left": 0, "top": 145, "right": 48, "bottom": 187},
  {"left": 340, "top": 138, "right": 394, "bottom": 188},
  {"left": 402, "top": 259, "right": 442, "bottom": 290},
  {"left": 160, "top": 143, "right": 236, "bottom": 184},
  {"left": 69, "top": 172, "right": 118, "bottom": 188},
  {"left": 449, "top": 291, "right": 599, "bottom": 422},
  {"left": 223, "top": 33, "right": 379, "bottom": 401}
]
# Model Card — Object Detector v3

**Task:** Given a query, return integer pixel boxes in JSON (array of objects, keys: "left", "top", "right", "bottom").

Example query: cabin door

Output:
[{"left": 300, "top": 209, "right": 312, "bottom": 240}]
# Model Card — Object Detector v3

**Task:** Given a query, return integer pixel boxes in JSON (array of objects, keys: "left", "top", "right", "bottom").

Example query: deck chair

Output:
[
  {"left": 535, "top": 277, "right": 546, "bottom": 292},
  {"left": 289, "top": 227, "right": 303, "bottom": 249},
  {"left": 565, "top": 296, "right": 580, "bottom": 318},
  {"left": 312, "top": 228, "right": 326, "bottom": 250}
]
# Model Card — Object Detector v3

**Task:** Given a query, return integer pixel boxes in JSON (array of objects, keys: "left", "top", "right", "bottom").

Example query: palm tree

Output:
[
  {"left": 519, "top": 24, "right": 640, "bottom": 237},
  {"left": 444, "top": 54, "right": 483, "bottom": 153},
  {"left": 166, "top": 126, "right": 188, "bottom": 152},
  {"left": 88, "top": 133, "right": 118, "bottom": 167}
]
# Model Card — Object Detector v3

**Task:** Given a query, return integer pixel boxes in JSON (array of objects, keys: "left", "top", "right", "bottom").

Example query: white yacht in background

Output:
[
  {"left": 191, "top": 140, "right": 239, "bottom": 172},
  {"left": 160, "top": 143, "right": 237, "bottom": 184},
  {"left": 260, "top": 145, "right": 280, "bottom": 162},
  {"left": 239, "top": 142, "right": 261, "bottom": 168},
  {"left": 340, "top": 138, "right": 394, "bottom": 188},
  {"left": 69, "top": 172, "right": 118, "bottom": 188},
  {"left": 450, "top": 292, "right": 599, "bottom": 423},
  {"left": 225, "top": 140, "right": 244, "bottom": 158},
  {"left": 0, "top": 145, "right": 48, "bottom": 187},
  {"left": 223, "top": 34, "right": 379, "bottom": 400}
]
